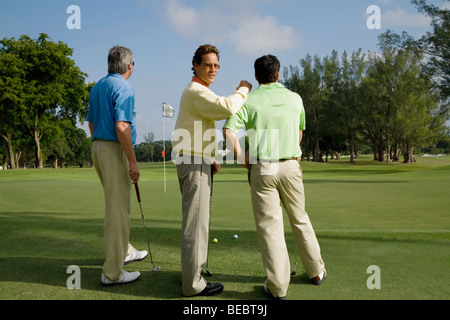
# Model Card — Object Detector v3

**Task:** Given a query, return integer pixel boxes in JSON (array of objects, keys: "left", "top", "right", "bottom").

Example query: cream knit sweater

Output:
[{"left": 172, "top": 80, "right": 249, "bottom": 162}]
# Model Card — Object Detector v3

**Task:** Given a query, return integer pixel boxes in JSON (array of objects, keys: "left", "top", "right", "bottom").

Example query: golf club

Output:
[
  {"left": 291, "top": 252, "right": 297, "bottom": 276},
  {"left": 134, "top": 182, "right": 160, "bottom": 272},
  {"left": 204, "top": 165, "right": 215, "bottom": 277}
]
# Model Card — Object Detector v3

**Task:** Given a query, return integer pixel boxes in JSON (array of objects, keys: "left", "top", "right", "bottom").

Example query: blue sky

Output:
[{"left": 1, "top": 0, "right": 446, "bottom": 142}]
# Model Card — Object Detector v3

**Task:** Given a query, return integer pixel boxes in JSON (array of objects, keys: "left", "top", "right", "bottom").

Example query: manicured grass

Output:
[{"left": 0, "top": 155, "right": 449, "bottom": 300}]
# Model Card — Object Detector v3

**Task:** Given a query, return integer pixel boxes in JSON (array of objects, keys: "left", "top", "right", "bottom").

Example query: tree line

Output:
[
  {"left": 283, "top": 44, "right": 447, "bottom": 163},
  {"left": 0, "top": 33, "right": 94, "bottom": 169},
  {"left": 283, "top": 1, "right": 449, "bottom": 163},
  {"left": 133, "top": 132, "right": 173, "bottom": 163}
]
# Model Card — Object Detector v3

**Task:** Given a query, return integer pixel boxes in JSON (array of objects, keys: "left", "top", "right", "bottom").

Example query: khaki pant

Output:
[
  {"left": 250, "top": 160, "right": 325, "bottom": 297},
  {"left": 177, "top": 157, "right": 211, "bottom": 296},
  {"left": 92, "top": 140, "right": 132, "bottom": 281}
]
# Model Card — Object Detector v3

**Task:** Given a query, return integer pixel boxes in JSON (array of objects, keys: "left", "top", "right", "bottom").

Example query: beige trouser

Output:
[
  {"left": 92, "top": 140, "right": 132, "bottom": 281},
  {"left": 250, "top": 160, "right": 325, "bottom": 298},
  {"left": 177, "top": 157, "right": 211, "bottom": 296}
]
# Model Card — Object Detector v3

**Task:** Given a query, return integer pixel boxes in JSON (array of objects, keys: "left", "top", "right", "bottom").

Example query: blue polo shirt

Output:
[{"left": 87, "top": 73, "right": 137, "bottom": 144}]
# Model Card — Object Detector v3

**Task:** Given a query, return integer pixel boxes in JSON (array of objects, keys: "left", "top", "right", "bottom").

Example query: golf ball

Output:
[
  {"left": 213, "top": 238, "right": 218, "bottom": 243},
  {"left": 233, "top": 234, "right": 238, "bottom": 239}
]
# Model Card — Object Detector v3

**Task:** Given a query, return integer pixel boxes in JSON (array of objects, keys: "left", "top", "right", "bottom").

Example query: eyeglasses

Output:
[
  {"left": 132, "top": 62, "right": 135, "bottom": 66},
  {"left": 203, "top": 63, "right": 220, "bottom": 70}
]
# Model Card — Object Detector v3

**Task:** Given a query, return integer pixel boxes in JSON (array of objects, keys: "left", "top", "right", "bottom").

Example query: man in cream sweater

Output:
[{"left": 172, "top": 44, "right": 252, "bottom": 297}]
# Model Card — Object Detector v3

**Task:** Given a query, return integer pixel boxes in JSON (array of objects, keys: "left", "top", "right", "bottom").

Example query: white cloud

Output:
[
  {"left": 383, "top": 7, "right": 431, "bottom": 28},
  {"left": 164, "top": 0, "right": 300, "bottom": 56},
  {"left": 165, "top": 0, "right": 200, "bottom": 38},
  {"left": 227, "top": 14, "right": 299, "bottom": 56}
]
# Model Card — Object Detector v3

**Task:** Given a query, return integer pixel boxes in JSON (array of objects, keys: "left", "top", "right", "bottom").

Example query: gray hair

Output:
[{"left": 108, "top": 46, "right": 133, "bottom": 74}]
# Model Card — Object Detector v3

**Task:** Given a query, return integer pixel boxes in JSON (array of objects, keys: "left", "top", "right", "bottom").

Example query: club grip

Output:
[
  {"left": 134, "top": 183, "right": 141, "bottom": 203},
  {"left": 210, "top": 165, "right": 214, "bottom": 196}
]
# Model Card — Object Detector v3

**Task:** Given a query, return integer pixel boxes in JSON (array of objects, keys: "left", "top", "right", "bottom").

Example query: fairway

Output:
[{"left": 0, "top": 156, "right": 449, "bottom": 300}]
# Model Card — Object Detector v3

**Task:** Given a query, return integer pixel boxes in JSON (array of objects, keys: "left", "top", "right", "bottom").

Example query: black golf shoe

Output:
[{"left": 193, "top": 282, "right": 224, "bottom": 297}]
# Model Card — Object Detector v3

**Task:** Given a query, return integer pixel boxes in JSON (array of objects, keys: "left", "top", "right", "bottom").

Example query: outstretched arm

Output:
[{"left": 223, "top": 128, "right": 248, "bottom": 168}]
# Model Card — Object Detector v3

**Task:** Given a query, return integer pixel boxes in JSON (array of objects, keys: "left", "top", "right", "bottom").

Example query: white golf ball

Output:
[{"left": 233, "top": 234, "right": 238, "bottom": 239}]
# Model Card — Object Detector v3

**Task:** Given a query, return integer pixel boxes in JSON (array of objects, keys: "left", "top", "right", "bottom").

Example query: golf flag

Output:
[
  {"left": 162, "top": 102, "right": 174, "bottom": 193},
  {"left": 163, "top": 102, "right": 174, "bottom": 118}
]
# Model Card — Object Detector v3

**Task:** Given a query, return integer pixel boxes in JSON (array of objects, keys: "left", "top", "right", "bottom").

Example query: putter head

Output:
[
  {"left": 201, "top": 269, "right": 212, "bottom": 276},
  {"left": 152, "top": 266, "right": 161, "bottom": 272}
]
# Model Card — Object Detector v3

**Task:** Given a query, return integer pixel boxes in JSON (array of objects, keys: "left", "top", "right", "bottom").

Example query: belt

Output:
[{"left": 256, "top": 157, "right": 300, "bottom": 163}]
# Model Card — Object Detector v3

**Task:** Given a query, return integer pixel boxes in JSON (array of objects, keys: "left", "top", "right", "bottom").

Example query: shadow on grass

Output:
[
  {"left": 2, "top": 211, "right": 448, "bottom": 300},
  {"left": 0, "top": 212, "right": 269, "bottom": 299},
  {"left": 0, "top": 256, "right": 272, "bottom": 300}
]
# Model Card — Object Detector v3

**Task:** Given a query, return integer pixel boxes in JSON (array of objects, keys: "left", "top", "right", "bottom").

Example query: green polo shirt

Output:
[{"left": 223, "top": 82, "right": 305, "bottom": 161}]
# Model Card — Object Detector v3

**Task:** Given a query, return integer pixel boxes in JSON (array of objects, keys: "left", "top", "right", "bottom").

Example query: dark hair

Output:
[
  {"left": 192, "top": 44, "right": 220, "bottom": 75},
  {"left": 254, "top": 55, "right": 280, "bottom": 84}
]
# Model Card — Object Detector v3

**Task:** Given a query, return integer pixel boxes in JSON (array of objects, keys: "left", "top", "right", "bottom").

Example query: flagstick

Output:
[
  {"left": 163, "top": 113, "right": 166, "bottom": 193},
  {"left": 162, "top": 102, "right": 174, "bottom": 194}
]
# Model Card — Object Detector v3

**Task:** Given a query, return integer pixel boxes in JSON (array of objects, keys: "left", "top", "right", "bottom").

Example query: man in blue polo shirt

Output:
[{"left": 87, "top": 46, "right": 147, "bottom": 285}]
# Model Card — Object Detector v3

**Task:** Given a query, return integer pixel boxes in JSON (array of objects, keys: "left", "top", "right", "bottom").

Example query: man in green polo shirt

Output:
[{"left": 223, "top": 54, "right": 326, "bottom": 300}]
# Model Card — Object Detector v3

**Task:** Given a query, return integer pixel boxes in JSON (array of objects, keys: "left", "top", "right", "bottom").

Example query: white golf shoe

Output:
[
  {"left": 101, "top": 271, "right": 141, "bottom": 286},
  {"left": 124, "top": 248, "right": 148, "bottom": 265}
]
